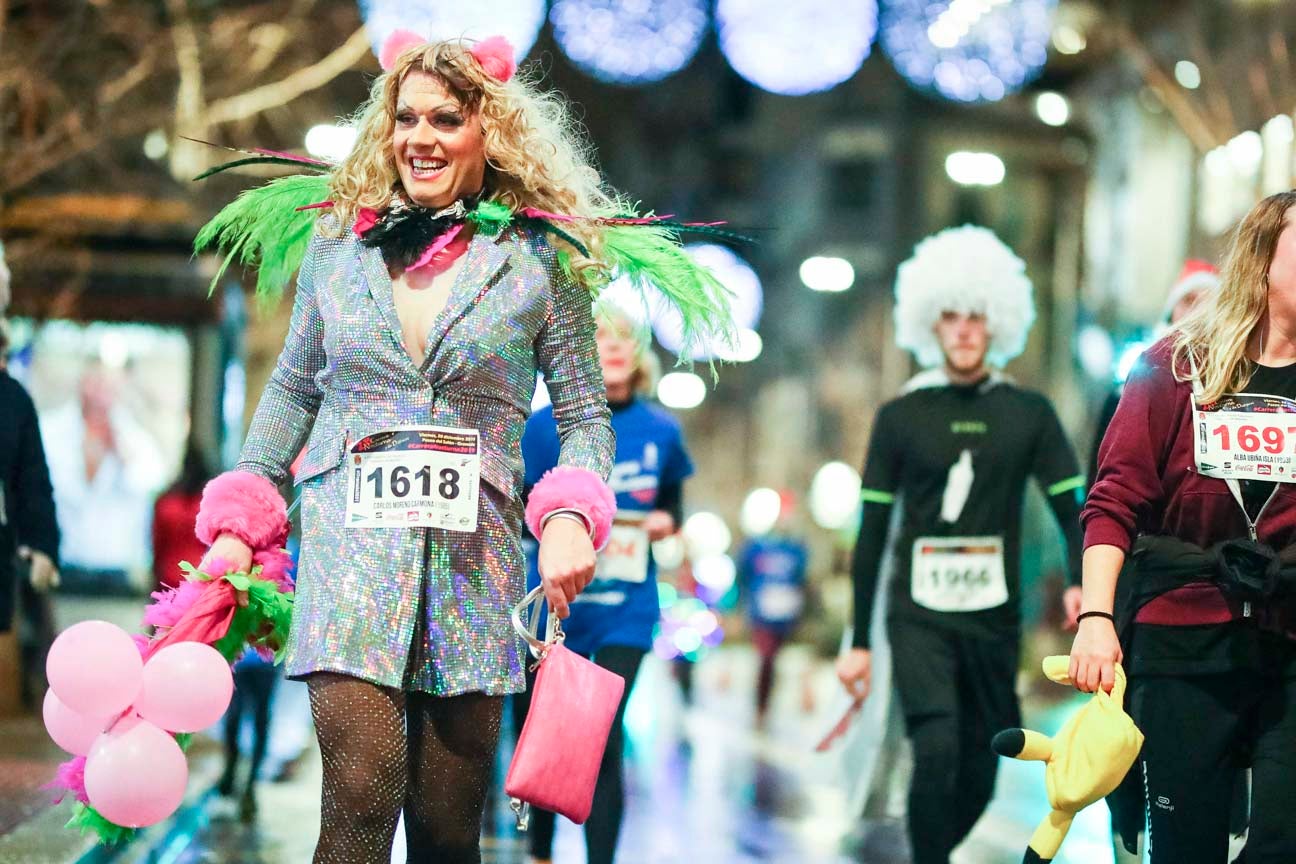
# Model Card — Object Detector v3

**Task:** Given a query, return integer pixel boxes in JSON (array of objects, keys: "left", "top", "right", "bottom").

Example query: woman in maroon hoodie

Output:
[{"left": 1075, "top": 190, "right": 1296, "bottom": 864}]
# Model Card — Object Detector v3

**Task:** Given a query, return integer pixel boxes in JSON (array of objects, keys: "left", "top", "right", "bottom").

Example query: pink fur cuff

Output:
[
  {"left": 525, "top": 466, "right": 617, "bottom": 551},
  {"left": 196, "top": 470, "right": 290, "bottom": 550}
]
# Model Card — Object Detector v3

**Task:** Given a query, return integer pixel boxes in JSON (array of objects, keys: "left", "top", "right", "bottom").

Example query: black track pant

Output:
[
  {"left": 224, "top": 661, "right": 279, "bottom": 786},
  {"left": 1131, "top": 671, "right": 1296, "bottom": 864},
  {"left": 889, "top": 620, "right": 1020, "bottom": 864},
  {"left": 512, "top": 645, "right": 645, "bottom": 864}
]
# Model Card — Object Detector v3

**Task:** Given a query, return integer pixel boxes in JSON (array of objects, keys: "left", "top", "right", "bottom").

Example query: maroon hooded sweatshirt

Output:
[{"left": 1084, "top": 337, "right": 1296, "bottom": 637}]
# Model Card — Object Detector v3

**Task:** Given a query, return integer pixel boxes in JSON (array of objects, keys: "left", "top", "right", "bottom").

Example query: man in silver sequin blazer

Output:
[
  {"left": 212, "top": 214, "right": 614, "bottom": 695},
  {"left": 186, "top": 31, "right": 727, "bottom": 863}
]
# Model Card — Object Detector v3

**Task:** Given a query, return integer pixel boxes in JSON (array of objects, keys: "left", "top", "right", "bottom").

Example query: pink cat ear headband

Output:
[{"left": 378, "top": 30, "right": 516, "bottom": 82}]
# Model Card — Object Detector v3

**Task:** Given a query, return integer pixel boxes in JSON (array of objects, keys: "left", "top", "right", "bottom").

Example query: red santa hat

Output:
[{"left": 1161, "top": 259, "right": 1219, "bottom": 322}]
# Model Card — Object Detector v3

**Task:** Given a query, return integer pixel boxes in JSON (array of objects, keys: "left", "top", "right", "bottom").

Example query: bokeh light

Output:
[
  {"left": 810, "top": 460, "right": 862, "bottom": 530},
  {"left": 879, "top": 0, "right": 1056, "bottom": 103},
  {"left": 550, "top": 0, "right": 708, "bottom": 85},
  {"left": 657, "top": 372, "right": 707, "bottom": 410},
  {"left": 683, "top": 511, "right": 733, "bottom": 557},
  {"left": 716, "top": 0, "right": 878, "bottom": 96},
  {"left": 358, "top": 0, "right": 546, "bottom": 62},
  {"left": 740, "top": 487, "right": 783, "bottom": 536}
]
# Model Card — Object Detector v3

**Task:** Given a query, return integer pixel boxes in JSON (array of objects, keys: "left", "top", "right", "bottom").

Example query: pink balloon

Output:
[
  {"left": 47, "top": 620, "right": 143, "bottom": 718},
  {"left": 42, "top": 689, "right": 112, "bottom": 756},
  {"left": 135, "top": 642, "right": 233, "bottom": 733},
  {"left": 84, "top": 715, "right": 187, "bottom": 827}
]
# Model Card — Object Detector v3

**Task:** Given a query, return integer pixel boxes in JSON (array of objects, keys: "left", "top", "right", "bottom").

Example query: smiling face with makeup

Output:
[{"left": 392, "top": 71, "right": 487, "bottom": 209}]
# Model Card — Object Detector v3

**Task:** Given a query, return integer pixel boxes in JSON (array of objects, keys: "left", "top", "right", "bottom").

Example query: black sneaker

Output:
[
  {"left": 239, "top": 787, "right": 258, "bottom": 823},
  {"left": 217, "top": 763, "right": 237, "bottom": 797}
]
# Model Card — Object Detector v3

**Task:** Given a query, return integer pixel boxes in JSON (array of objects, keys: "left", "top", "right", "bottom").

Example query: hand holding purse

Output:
[{"left": 505, "top": 587, "right": 626, "bottom": 828}]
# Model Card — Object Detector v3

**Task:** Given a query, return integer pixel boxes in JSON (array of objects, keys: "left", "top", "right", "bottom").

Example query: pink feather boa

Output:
[
  {"left": 46, "top": 755, "right": 89, "bottom": 805},
  {"left": 524, "top": 465, "right": 616, "bottom": 551},
  {"left": 252, "top": 547, "right": 296, "bottom": 592},
  {"left": 195, "top": 471, "right": 289, "bottom": 550}
]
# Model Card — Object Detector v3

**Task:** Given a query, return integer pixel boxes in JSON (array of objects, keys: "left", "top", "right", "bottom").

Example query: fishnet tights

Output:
[{"left": 307, "top": 672, "right": 502, "bottom": 864}]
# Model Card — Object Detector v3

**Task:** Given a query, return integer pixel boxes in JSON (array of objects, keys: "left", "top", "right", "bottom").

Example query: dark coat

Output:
[{"left": 0, "top": 371, "right": 59, "bottom": 631}]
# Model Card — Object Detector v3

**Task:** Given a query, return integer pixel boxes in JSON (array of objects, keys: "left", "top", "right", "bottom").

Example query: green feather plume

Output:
[
  {"left": 598, "top": 224, "right": 738, "bottom": 367},
  {"left": 193, "top": 173, "right": 331, "bottom": 302},
  {"left": 66, "top": 803, "right": 137, "bottom": 845},
  {"left": 467, "top": 199, "right": 514, "bottom": 236}
]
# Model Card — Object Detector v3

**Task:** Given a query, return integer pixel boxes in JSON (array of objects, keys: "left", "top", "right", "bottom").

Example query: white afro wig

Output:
[{"left": 893, "top": 225, "right": 1035, "bottom": 369}]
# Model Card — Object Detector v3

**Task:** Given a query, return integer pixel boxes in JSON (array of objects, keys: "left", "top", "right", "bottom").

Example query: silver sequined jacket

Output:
[{"left": 237, "top": 217, "right": 614, "bottom": 695}]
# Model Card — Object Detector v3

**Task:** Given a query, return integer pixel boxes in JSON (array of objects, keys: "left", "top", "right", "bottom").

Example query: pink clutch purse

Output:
[{"left": 505, "top": 587, "right": 626, "bottom": 827}]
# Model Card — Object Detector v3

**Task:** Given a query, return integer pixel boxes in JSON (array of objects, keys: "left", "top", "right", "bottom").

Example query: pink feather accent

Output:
[
  {"left": 353, "top": 207, "right": 380, "bottom": 237},
  {"left": 295, "top": 201, "right": 335, "bottom": 212},
  {"left": 406, "top": 223, "right": 465, "bottom": 271},
  {"left": 143, "top": 579, "right": 209, "bottom": 629},
  {"left": 518, "top": 207, "right": 724, "bottom": 228},
  {"left": 47, "top": 756, "right": 89, "bottom": 805},
  {"left": 196, "top": 471, "right": 289, "bottom": 551},
  {"left": 524, "top": 466, "right": 617, "bottom": 551},
  {"left": 252, "top": 548, "right": 297, "bottom": 593},
  {"left": 250, "top": 146, "right": 332, "bottom": 167},
  {"left": 380, "top": 29, "right": 427, "bottom": 72},
  {"left": 469, "top": 35, "right": 516, "bottom": 82},
  {"left": 131, "top": 633, "right": 152, "bottom": 657}
]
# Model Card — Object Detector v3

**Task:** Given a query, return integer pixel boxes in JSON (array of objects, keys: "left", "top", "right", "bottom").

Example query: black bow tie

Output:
[{"left": 359, "top": 197, "right": 476, "bottom": 272}]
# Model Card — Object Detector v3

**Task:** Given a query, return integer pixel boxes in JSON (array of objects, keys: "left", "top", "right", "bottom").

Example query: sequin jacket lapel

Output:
[{"left": 236, "top": 217, "right": 613, "bottom": 695}]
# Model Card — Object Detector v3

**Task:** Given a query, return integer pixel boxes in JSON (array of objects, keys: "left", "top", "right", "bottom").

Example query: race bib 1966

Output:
[
  {"left": 345, "top": 426, "right": 480, "bottom": 531},
  {"left": 910, "top": 536, "right": 1008, "bottom": 613},
  {"left": 1193, "top": 392, "right": 1296, "bottom": 482}
]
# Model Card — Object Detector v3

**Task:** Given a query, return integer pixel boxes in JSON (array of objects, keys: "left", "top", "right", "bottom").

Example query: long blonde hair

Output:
[
  {"left": 327, "top": 39, "right": 622, "bottom": 287},
  {"left": 1172, "top": 190, "right": 1296, "bottom": 402}
]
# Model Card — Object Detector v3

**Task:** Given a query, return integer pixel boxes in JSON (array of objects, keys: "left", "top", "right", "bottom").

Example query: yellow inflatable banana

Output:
[{"left": 991, "top": 656, "right": 1143, "bottom": 864}]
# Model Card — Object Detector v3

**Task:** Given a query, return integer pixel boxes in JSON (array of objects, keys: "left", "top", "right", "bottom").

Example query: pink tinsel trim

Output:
[
  {"left": 47, "top": 756, "right": 89, "bottom": 805},
  {"left": 144, "top": 579, "right": 208, "bottom": 629},
  {"left": 196, "top": 471, "right": 289, "bottom": 550},
  {"left": 469, "top": 36, "right": 516, "bottom": 82},
  {"left": 380, "top": 29, "right": 426, "bottom": 72},
  {"left": 407, "top": 223, "right": 465, "bottom": 271},
  {"left": 252, "top": 548, "right": 296, "bottom": 593},
  {"left": 524, "top": 466, "right": 617, "bottom": 551}
]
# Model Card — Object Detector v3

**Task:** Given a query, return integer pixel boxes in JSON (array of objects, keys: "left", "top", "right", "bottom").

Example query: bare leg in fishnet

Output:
[
  {"left": 404, "top": 692, "right": 503, "bottom": 863},
  {"left": 308, "top": 673, "right": 502, "bottom": 864},
  {"left": 308, "top": 673, "right": 407, "bottom": 864}
]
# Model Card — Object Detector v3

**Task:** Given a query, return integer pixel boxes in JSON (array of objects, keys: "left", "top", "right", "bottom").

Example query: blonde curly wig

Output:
[
  {"left": 327, "top": 38, "right": 624, "bottom": 287},
  {"left": 893, "top": 224, "right": 1036, "bottom": 369}
]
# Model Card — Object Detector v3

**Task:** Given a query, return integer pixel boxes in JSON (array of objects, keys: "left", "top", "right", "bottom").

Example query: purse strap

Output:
[{"left": 510, "top": 585, "right": 564, "bottom": 660}]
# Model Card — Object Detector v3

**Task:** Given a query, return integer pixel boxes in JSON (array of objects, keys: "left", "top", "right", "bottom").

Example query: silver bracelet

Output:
[{"left": 539, "top": 508, "right": 594, "bottom": 539}]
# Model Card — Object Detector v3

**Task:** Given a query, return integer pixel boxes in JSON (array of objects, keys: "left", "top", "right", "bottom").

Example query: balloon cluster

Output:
[{"left": 43, "top": 621, "right": 233, "bottom": 827}]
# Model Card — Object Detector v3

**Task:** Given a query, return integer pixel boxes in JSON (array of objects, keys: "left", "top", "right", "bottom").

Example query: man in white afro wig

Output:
[{"left": 893, "top": 225, "right": 1035, "bottom": 369}]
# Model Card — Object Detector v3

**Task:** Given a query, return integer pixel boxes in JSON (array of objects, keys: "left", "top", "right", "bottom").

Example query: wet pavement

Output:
[
  {"left": 133, "top": 647, "right": 1117, "bottom": 863},
  {"left": 2, "top": 607, "right": 1121, "bottom": 863}
]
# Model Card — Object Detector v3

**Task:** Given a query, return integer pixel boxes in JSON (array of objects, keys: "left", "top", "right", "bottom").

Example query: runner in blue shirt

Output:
[
  {"left": 738, "top": 517, "right": 809, "bottom": 725},
  {"left": 514, "top": 306, "right": 694, "bottom": 864}
]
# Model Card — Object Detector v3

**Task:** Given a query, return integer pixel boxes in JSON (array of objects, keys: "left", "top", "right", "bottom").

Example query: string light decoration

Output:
[
  {"left": 715, "top": 0, "right": 879, "bottom": 95},
  {"left": 879, "top": 0, "right": 1056, "bottom": 103},
  {"left": 549, "top": 0, "right": 709, "bottom": 85},
  {"left": 357, "top": 0, "right": 545, "bottom": 62}
]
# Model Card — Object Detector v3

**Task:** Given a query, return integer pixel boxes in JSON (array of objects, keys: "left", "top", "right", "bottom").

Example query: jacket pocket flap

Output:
[{"left": 294, "top": 431, "right": 347, "bottom": 486}]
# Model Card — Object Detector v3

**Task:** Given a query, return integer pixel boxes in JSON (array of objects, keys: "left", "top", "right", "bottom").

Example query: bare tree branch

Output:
[
  {"left": 203, "top": 27, "right": 370, "bottom": 126},
  {"left": 1114, "top": 23, "right": 1224, "bottom": 151}
]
